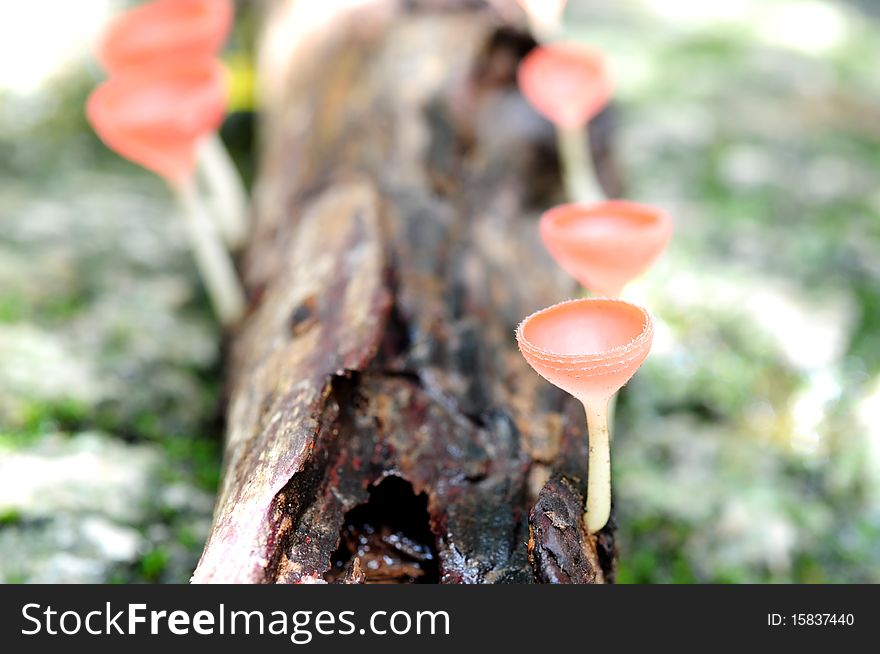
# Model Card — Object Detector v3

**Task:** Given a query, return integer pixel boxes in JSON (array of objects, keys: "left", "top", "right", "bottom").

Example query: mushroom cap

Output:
[
  {"left": 540, "top": 200, "right": 672, "bottom": 297},
  {"left": 516, "top": 298, "right": 653, "bottom": 404},
  {"left": 86, "top": 58, "right": 227, "bottom": 183},
  {"left": 98, "top": 0, "right": 233, "bottom": 75},
  {"left": 517, "top": 43, "right": 612, "bottom": 130}
]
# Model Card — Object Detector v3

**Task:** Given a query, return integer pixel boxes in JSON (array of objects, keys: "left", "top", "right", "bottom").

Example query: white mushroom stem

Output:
[
  {"left": 172, "top": 180, "right": 246, "bottom": 328},
  {"left": 607, "top": 392, "right": 618, "bottom": 439},
  {"left": 518, "top": 0, "right": 567, "bottom": 42},
  {"left": 557, "top": 120, "right": 618, "bottom": 533},
  {"left": 583, "top": 398, "right": 612, "bottom": 534},
  {"left": 556, "top": 124, "right": 604, "bottom": 204},
  {"left": 198, "top": 133, "right": 249, "bottom": 250}
]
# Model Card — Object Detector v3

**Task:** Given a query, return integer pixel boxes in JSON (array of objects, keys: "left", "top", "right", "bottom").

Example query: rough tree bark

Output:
[{"left": 193, "top": 0, "right": 623, "bottom": 584}]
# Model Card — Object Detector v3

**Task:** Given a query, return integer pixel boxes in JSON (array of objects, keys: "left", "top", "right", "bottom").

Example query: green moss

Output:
[
  {"left": 0, "top": 295, "right": 28, "bottom": 323},
  {"left": 0, "top": 291, "right": 86, "bottom": 325},
  {"left": 38, "top": 294, "right": 87, "bottom": 323},
  {"left": 176, "top": 526, "right": 201, "bottom": 551},
  {"left": 107, "top": 571, "right": 129, "bottom": 585},
  {"left": 20, "top": 398, "right": 89, "bottom": 435},
  {"left": 161, "top": 436, "right": 221, "bottom": 492},
  {"left": 617, "top": 516, "right": 700, "bottom": 583},
  {"left": 847, "top": 279, "right": 880, "bottom": 374},
  {"left": 0, "top": 508, "right": 22, "bottom": 526},
  {"left": 0, "top": 398, "right": 91, "bottom": 450},
  {"left": 132, "top": 411, "right": 163, "bottom": 441},
  {"left": 139, "top": 548, "right": 170, "bottom": 582}
]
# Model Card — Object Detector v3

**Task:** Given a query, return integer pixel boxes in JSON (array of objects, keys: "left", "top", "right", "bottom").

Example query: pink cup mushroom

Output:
[
  {"left": 518, "top": 43, "right": 612, "bottom": 203},
  {"left": 87, "top": 58, "right": 227, "bottom": 183},
  {"left": 97, "top": 0, "right": 234, "bottom": 75},
  {"left": 97, "top": 0, "right": 247, "bottom": 251},
  {"left": 517, "top": 298, "right": 654, "bottom": 533},
  {"left": 540, "top": 200, "right": 673, "bottom": 297},
  {"left": 87, "top": 58, "right": 245, "bottom": 327}
]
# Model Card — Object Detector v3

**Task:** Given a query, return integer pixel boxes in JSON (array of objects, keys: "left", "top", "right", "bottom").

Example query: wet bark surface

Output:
[
  {"left": 528, "top": 475, "right": 616, "bottom": 584},
  {"left": 193, "top": 0, "right": 623, "bottom": 584}
]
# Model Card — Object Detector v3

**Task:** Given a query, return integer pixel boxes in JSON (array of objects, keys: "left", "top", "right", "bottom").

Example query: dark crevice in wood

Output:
[{"left": 325, "top": 475, "right": 440, "bottom": 584}]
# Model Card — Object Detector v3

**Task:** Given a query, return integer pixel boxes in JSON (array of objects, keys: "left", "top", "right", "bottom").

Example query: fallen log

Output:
[{"left": 193, "top": 0, "right": 622, "bottom": 584}]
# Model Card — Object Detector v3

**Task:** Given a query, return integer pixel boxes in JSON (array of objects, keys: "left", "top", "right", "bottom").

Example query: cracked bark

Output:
[{"left": 192, "top": 0, "right": 624, "bottom": 584}]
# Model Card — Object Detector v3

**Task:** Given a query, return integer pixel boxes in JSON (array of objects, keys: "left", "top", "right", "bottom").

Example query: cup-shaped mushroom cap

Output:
[
  {"left": 98, "top": 0, "right": 234, "bottom": 74},
  {"left": 86, "top": 58, "right": 227, "bottom": 184},
  {"left": 516, "top": 298, "right": 653, "bottom": 404},
  {"left": 540, "top": 200, "right": 672, "bottom": 297},
  {"left": 517, "top": 43, "right": 612, "bottom": 130}
]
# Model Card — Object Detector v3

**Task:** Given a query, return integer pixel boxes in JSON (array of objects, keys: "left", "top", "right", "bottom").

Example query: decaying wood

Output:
[
  {"left": 193, "top": 0, "right": 623, "bottom": 584},
  {"left": 528, "top": 475, "right": 616, "bottom": 584}
]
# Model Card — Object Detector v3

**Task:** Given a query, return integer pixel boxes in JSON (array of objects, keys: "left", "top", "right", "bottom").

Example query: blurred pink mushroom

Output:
[
  {"left": 540, "top": 200, "right": 673, "bottom": 297},
  {"left": 97, "top": 0, "right": 234, "bottom": 75},
  {"left": 87, "top": 58, "right": 226, "bottom": 183},
  {"left": 86, "top": 58, "right": 245, "bottom": 327},
  {"left": 518, "top": 43, "right": 612, "bottom": 203},
  {"left": 97, "top": 0, "right": 247, "bottom": 250}
]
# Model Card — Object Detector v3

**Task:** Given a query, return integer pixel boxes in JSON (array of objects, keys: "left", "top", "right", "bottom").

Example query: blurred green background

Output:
[{"left": 1, "top": 0, "right": 878, "bottom": 583}]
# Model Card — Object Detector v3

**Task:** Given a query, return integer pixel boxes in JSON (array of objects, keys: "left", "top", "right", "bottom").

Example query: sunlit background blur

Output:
[{"left": 1, "top": 0, "right": 879, "bottom": 583}]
